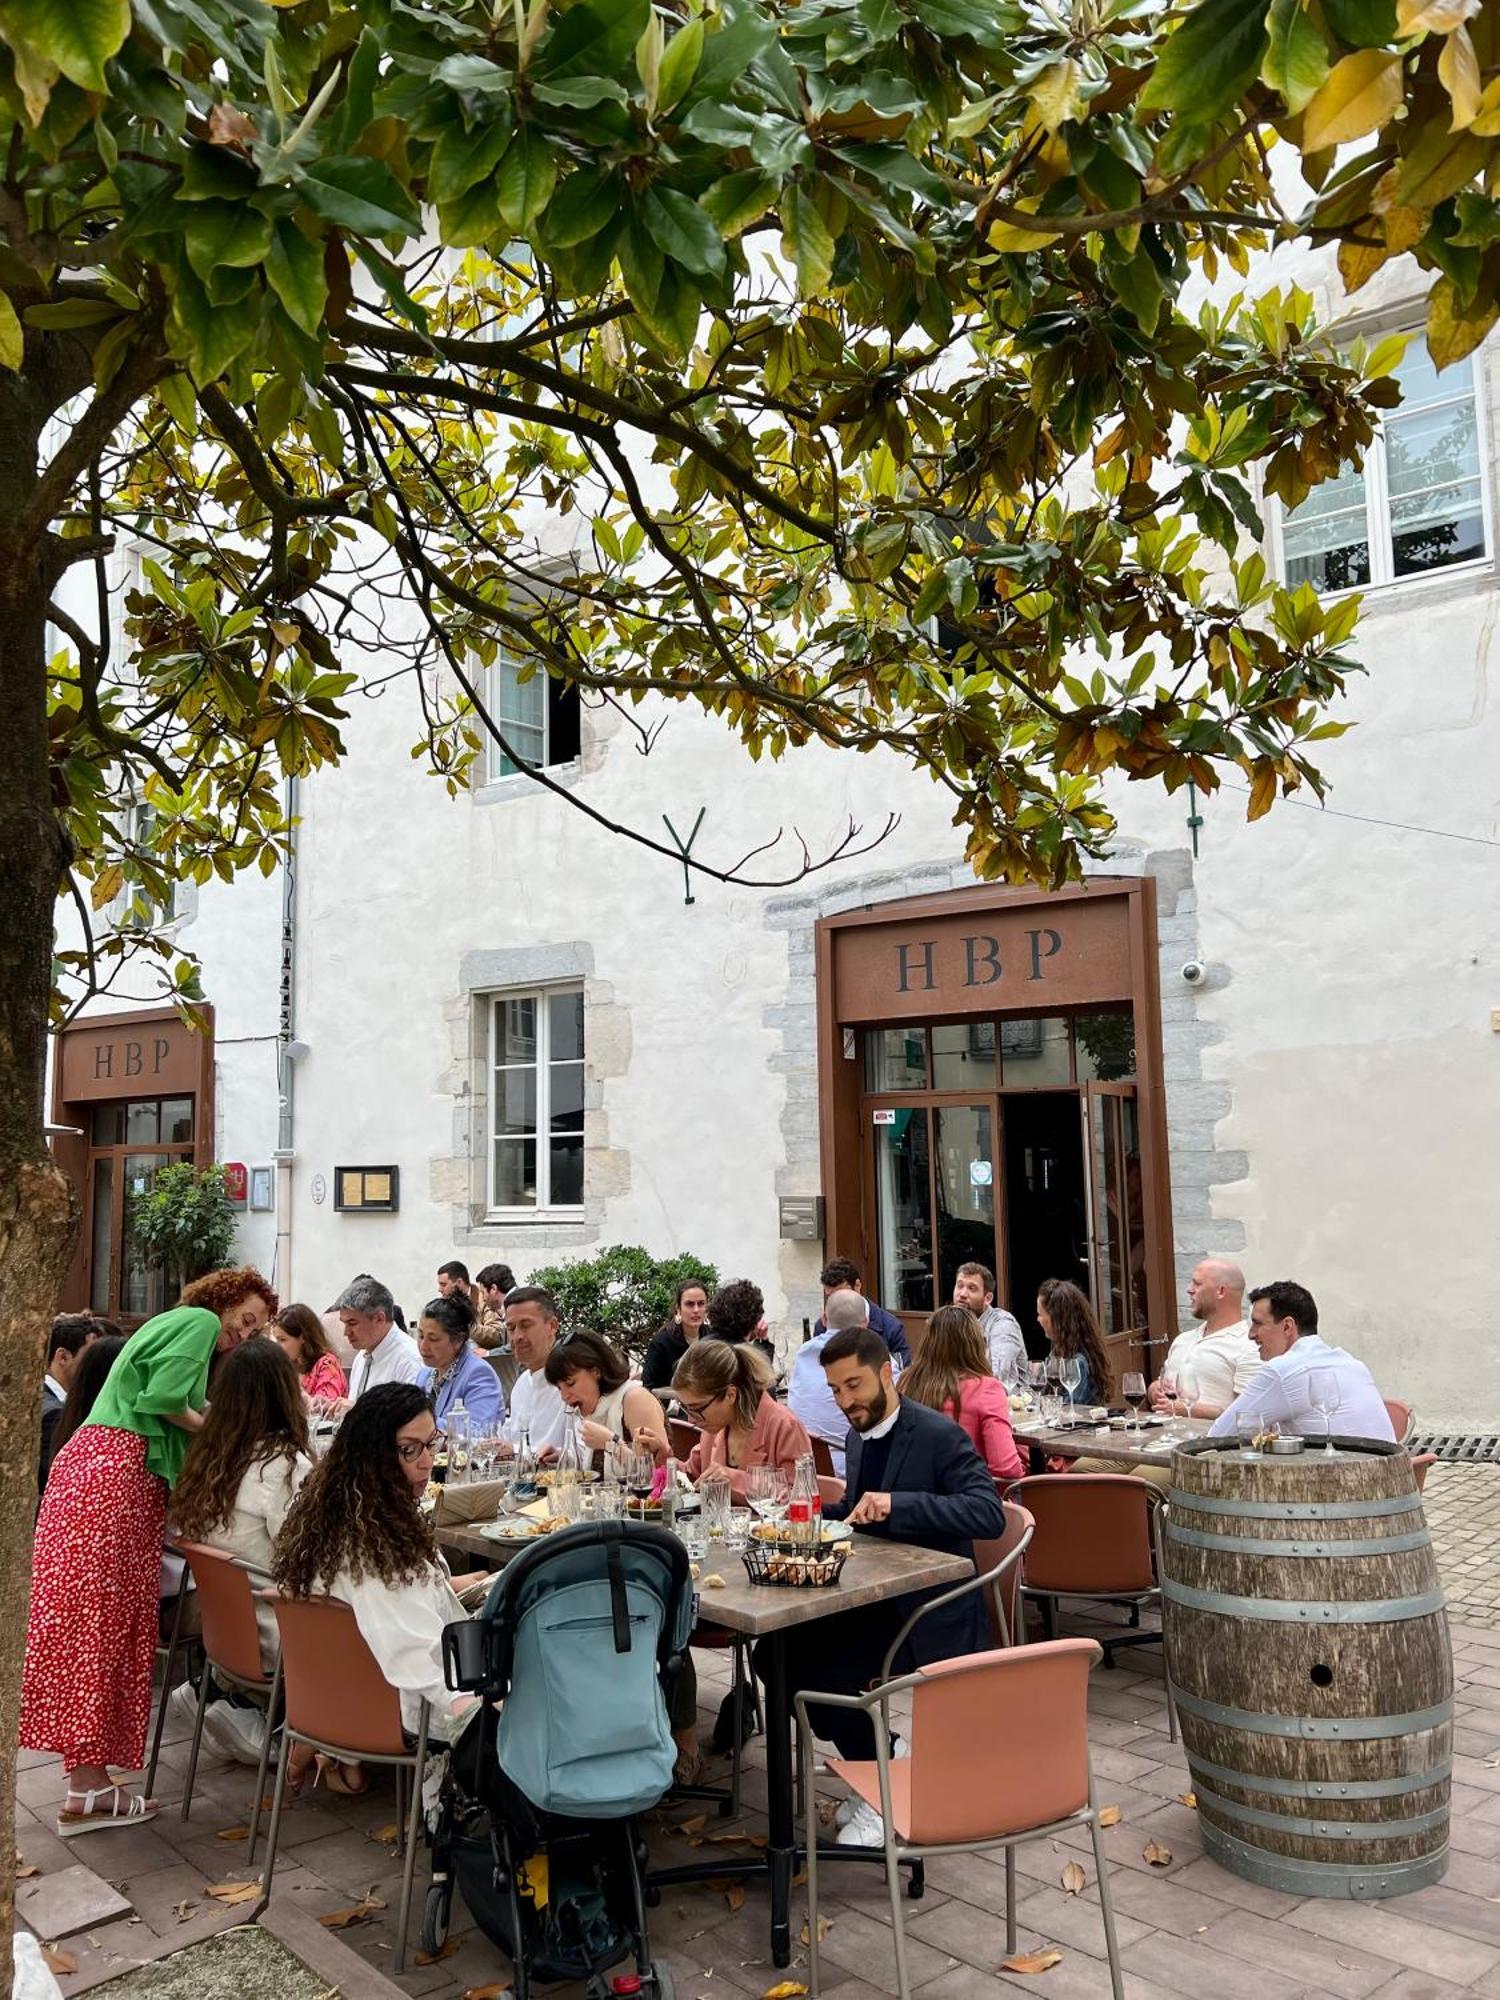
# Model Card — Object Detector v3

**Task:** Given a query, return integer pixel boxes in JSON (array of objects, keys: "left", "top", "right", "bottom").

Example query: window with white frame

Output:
[
  {"left": 1276, "top": 335, "right": 1489, "bottom": 592},
  {"left": 487, "top": 652, "right": 581, "bottom": 780},
  {"left": 488, "top": 987, "right": 585, "bottom": 1212},
  {"left": 111, "top": 801, "right": 178, "bottom": 932}
]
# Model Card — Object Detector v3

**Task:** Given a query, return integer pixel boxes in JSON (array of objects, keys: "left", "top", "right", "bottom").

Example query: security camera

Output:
[{"left": 1180, "top": 960, "right": 1206, "bottom": 986}]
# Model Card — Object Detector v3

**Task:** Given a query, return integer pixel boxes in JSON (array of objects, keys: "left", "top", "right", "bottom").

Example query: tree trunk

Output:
[{"left": 0, "top": 370, "right": 83, "bottom": 1989}]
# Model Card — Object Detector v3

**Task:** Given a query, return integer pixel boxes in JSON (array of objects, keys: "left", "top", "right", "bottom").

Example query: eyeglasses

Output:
[
  {"left": 677, "top": 1396, "right": 719, "bottom": 1421},
  {"left": 397, "top": 1431, "right": 445, "bottom": 1463}
]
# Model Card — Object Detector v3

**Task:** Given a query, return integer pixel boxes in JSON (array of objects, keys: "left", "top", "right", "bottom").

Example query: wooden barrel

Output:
[{"left": 1163, "top": 1438, "right": 1451, "bottom": 1899}]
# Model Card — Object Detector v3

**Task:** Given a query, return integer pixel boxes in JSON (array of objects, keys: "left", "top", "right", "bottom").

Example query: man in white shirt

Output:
[
  {"left": 953, "top": 1262, "right": 1028, "bottom": 1395},
  {"left": 1209, "top": 1282, "right": 1396, "bottom": 1444},
  {"left": 334, "top": 1275, "right": 424, "bottom": 1406},
  {"left": 789, "top": 1288, "right": 867, "bottom": 1476},
  {"left": 1150, "top": 1257, "right": 1260, "bottom": 1420},
  {"left": 501, "top": 1286, "right": 570, "bottom": 1457}
]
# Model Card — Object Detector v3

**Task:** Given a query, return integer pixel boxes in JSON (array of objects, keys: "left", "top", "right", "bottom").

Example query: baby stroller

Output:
[{"left": 429, "top": 1521, "right": 694, "bottom": 1999}]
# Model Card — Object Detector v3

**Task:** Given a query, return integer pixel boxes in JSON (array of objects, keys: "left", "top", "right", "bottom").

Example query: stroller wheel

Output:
[
  {"left": 652, "top": 1964, "right": 675, "bottom": 2000},
  {"left": 420, "top": 1880, "right": 452, "bottom": 1957},
  {"left": 643, "top": 1884, "right": 661, "bottom": 1909}
]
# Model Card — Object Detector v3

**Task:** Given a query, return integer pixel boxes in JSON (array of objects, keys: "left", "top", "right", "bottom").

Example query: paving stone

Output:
[
  {"left": 1120, "top": 1926, "right": 1319, "bottom": 2000},
  {"left": 1279, "top": 1898, "right": 1500, "bottom": 1986},
  {"left": 1193, "top": 1906, "right": 1401, "bottom": 1996},
  {"left": 16, "top": 1861, "right": 134, "bottom": 1940},
  {"left": 1003, "top": 1884, "right": 1152, "bottom": 1959},
  {"left": 1363, "top": 1973, "right": 1469, "bottom": 1999}
]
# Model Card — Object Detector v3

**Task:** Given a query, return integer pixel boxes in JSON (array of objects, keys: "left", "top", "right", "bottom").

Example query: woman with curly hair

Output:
[
  {"left": 271, "top": 1384, "right": 480, "bottom": 1792},
  {"left": 1037, "top": 1277, "right": 1115, "bottom": 1408},
  {"left": 22, "top": 1265, "right": 276, "bottom": 1836},
  {"left": 271, "top": 1302, "right": 347, "bottom": 1409}
]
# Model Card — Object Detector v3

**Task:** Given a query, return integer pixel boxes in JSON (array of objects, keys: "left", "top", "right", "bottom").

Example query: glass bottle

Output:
[
  {"left": 556, "top": 1412, "right": 585, "bottom": 1487},
  {"left": 790, "top": 1453, "right": 821, "bottom": 1547},
  {"left": 512, "top": 1425, "right": 539, "bottom": 1504},
  {"left": 448, "top": 1402, "right": 470, "bottom": 1485}
]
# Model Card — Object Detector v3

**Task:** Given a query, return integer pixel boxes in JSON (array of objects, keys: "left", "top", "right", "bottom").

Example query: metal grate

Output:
[{"left": 1411, "top": 1434, "right": 1500, "bottom": 1463}]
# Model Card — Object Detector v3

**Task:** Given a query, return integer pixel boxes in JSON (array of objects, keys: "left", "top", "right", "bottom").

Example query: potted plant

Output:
[{"left": 128, "top": 1161, "right": 239, "bottom": 1281}]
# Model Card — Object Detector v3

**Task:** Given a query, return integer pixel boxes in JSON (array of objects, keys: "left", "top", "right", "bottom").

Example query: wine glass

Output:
[
  {"left": 745, "top": 1465, "right": 788, "bottom": 1531},
  {"left": 1043, "top": 1352, "right": 1062, "bottom": 1428},
  {"left": 1122, "top": 1372, "right": 1147, "bottom": 1433},
  {"left": 1235, "top": 1409, "right": 1260, "bottom": 1460},
  {"left": 625, "top": 1445, "right": 656, "bottom": 1508},
  {"left": 1307, "top": 1369, "right": 1341, "bottom": 1455},
  {"left": 1058, "top": 1356, "right": 1083, "bottom": 1426}
]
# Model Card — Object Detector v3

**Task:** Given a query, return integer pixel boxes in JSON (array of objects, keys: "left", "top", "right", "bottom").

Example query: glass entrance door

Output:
[
  {"left": 85, "top": 1097, "right": 195, "bottom": 1321},
  {"left": 871, "top": 1100, "right": 998, "bottom": 1317},
  {"left": 1082, "top": 1082, "right": 1150, "bottom": 1374}
]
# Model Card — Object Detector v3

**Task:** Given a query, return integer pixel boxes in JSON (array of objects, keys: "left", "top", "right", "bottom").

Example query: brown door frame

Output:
[{"left": 816, "top": 876, "right": 1174, "bottom": 1351}]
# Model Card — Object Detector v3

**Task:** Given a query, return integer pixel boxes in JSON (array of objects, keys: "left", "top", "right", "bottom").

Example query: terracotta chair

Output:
[
  {"left": 810, "top": 1435, "right": 838, "bottom": 1479},
  {"left": 253, "top": 1596, "right": 434, "bottom": 1971},
  {"left": 973, "top": 1502, "right": 1034, "bottom": 1648},
  {"left": 817, "top": 1474, "right": 846, "bottom": 1510},
  {"left": 1007, "top": 1475, "right": 1175, "bottom": 1738},
  {"left": 172, "top": 1542, "right": 281, "bottom": 1862},
  {"left": 798, "top": 1638, "right": 1123, "bottom": 2000},
  {"left": 1412, "top": 1452, "right": 1437, "bottom": 1493},
  {"left": 145, "top": 1542, "right": 204, "bottom": 1799},
  {"left": 1384, "top": 1398, "right": 1416, "bottom": 1446},
  {"left": 668, "top": 1418, "right": 700, "bottom": 1461}
]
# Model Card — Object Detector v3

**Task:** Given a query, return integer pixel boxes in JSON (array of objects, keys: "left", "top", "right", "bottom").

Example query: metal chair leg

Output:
[
  {"left": 395, "top": 1717, "right": 430, "bottom": 1975},
  {"left": 147, "top": 1571, "right": 190, "bottom": 1798},
  {"left": 246, "top": 1658, "right": 281, "bottom": 1867},
  {"left": 249, "top": 1725, "right": 293, "bottom": 1928},
  {"left": 394, "top": 1766, "right": 405, "bottom": 1858},
  {"left": 729, "top": 1643, "right": 744, "bottom": 1818},
  {"left": 885, "top": 1834, "right": 912, "bottom": 2000},
  {"left": 1091, "top": 1815, "right": 1125, "bottom": 2000},
  {"left": 181, "top": 1664, "right": 212, "bottom": 1822},
  {"left": 1005, "top": 1845, "right": 1017, "bottom": 1954},
  {"left": 801, "top": 1724, "right": 822, "bottom": 1997}
]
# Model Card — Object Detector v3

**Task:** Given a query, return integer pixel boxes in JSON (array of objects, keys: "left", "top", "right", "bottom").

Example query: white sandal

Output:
[{"left": 57, "top": 1783, "right": 158, "bottom": 1837}]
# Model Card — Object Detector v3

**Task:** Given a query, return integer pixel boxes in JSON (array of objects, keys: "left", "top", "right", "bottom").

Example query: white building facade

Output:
[{"left": 50, "top": 259, "right": 1500, "bottom": 1430}]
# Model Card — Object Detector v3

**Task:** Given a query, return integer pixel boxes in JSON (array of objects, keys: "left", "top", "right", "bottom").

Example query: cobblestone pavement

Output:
[
  {"left": 17, "top": 1477, "right": 1500, "bottom": 2000},
  {"left": 1427, "top": 1464, "right": 1500, "bottom": 1629}
]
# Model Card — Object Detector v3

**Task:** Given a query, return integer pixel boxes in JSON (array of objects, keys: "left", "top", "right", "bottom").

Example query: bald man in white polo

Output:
[{"left": 1150, "top": 1257, "right": 1261, "bottom": 1420}]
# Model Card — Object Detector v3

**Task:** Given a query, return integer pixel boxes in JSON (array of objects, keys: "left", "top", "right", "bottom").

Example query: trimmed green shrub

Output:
[{"left": 528, "top": 1244, "right": 718, "bottom": 1358}]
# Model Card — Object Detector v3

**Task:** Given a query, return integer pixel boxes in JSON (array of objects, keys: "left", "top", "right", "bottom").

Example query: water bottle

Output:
[
  {"left": 556, "top": 1412, "right": 585, "bottom": 1486},
  {"left": 789, "top": 1454, "right": 820, "bottom": 1547},
  {"left": 448, "top": 1402, "right": 470, "bottom": 1485},
  {"left": 513, "top": 1425, "right": 539, "bottom": 1504}
]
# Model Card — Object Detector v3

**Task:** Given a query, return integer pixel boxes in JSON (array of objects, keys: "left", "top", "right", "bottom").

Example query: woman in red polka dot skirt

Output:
[{"left": 22, "top": 1266, "right": 277, "bottom": 1835}]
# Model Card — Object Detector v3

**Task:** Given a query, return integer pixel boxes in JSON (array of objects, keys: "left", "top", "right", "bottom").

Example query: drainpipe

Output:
[{"left": 273, "top": 773, "right": 299, "bottom": 1293}]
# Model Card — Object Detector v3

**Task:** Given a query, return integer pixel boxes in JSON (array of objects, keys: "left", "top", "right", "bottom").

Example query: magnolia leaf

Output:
[
  {"left": 205, "top": 1881, "right": 260, "bottom": 1905},
  {"left": 1138, "top": 0, "right": 1268, "bottom": 124},
  {"left": 544, "top": 166, "right": 618, "bottom": 247},
  {"left": 725, "top": 1882, "right": 746, "bottom": 1912},
  {"left": 215, "top": 1824, "right": 251, "bottom": 1842},
  {"left": 1301, "top": 50, "right": 1403, "bottom": 153},
  {"left": 496, "top": 130, "right": 558, "bottom": 231},
  {"left": 699, "top": 169, "right": 780, "bottom": 240},
  {"left": 1098, "top": 1805, "right": 1123, "bottom": 1827},
  {"left": 635, "top": 8, "right": 663, "bottom": 109},
  {"left": 762, "top": 1985, "right": 809, "bottom": 1998},
  {"left": 461, "top": 1987, "right": 512, "bottom": 1999},
  {"left": 265, "top": 220, "right": 328, "bottom": 336},
  {"left": 1427, "top": 273, "right": 1500, "bottom": 365},
  {"left": 1246, "top": 760, "right": 1278, "bottom": 821},
  {"left": 299, "top": 157, "right": 420, "bottom": 238},
  {"left": 319, "top": 1895, "right": 386, "bottom": 1928},
  {"left": 1031, "top": 59, "right": 1082, "bottom": 132},
  {"left": 1339, "top": 238, "right": 1390, "bottom": 291},
  {"left": 799, "top": 1915, "right": 836, "bottom": 1944},
  {"left": 987, "top": 211, "right": 1062, "bottom": 251},
  {"left": 414, "top": 1939, "right": 460, "bottom": 1966},
  {"left": 1261, "top": 0, "right": 1330, "bottom": 114},
  {"left": 1061, "top": 1860, "right": 1087, "bottom": 1895},
  {"left": 641, "top": 186, "right": 725, "bottom": 277},
  {"left": 1180, "top": 1792, "right": 1198, "bottom": 1808},
  {"left": 41, "top": 1947, "right": 78, "bottom": 1977},
  {"left": 0, "top": 291, "right": 21, "bottom": 372},
  {"left": 779, "top": 186, "right": 835, "bottom": 298},
  {"left": 1001, "top": 1951, "right": 1063, "bottom": 1974},
  {"left": 1143, "top": 1839, "right": 1173, "bottom": 1866},
  {"left": 657, "top": 17, "right": 704, "bottom": 110},
  {"left": 1395, "top": 0, "right": 1478, "bottom": 30},
  {"left": 1471, "top": 76, "right": 1500, "bottom": 136},
  {"left": 1438, "top": 26, "right": 1481, "bottom": 129},
  {"left": 0, "top": 0, "right": 130, "bottom": 96}
]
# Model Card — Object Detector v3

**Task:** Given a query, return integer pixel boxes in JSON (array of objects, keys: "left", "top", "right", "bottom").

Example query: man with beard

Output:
[{"left": 754, "top": 1324, "right": 1005, "bottom": 1847}]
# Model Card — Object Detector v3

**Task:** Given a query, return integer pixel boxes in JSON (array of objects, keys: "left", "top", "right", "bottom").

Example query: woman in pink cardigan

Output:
[
  {"left": 901, "top": 1306, "right": 1024, "bottom": 1483},
  {"left": 672, "top": 1339, "right": 811, "bottom": 1500}
]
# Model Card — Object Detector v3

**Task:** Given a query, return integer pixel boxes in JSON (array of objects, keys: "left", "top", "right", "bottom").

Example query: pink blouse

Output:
[
  {"left": 685, "top": 1395, "right": 812, "bottom": 1502},
  {"left": 947, "top": 1375, "right": 1024, "bottom": 1483},
  {"left": 304, "top": 1351, "right": 348, "bottom": 1403}
]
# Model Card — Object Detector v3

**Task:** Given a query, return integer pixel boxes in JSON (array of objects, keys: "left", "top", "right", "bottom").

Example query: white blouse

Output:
[
  {"left": 205, "top": 1452, "right": 311, "bottom": 1666},
  {"left": 336, "top": 1557, "right": 473, "bottom": 1741}
]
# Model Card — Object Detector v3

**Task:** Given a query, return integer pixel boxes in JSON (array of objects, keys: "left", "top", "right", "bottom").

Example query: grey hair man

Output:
[
  {"left": 332, "top": 1274, "right": 423, "bottom": 1406},
  {"left": 788, "top": 1287, "right": 868, "bottom": 1476}
]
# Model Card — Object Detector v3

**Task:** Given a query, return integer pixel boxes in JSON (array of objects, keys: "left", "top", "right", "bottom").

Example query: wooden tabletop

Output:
[
  {"left": 1012, "top": 1414, "right": 1214, "bottom": 1468},
  {"left": 436, "top": 1520, "right": 972, "bottom": 1636}
]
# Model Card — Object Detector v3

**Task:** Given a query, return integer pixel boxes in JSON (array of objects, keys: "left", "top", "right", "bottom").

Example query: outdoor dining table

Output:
[
  {"left": 1010, "top": 1411, "right": 1215, "bottom": 1468},
  {"left": 437, "top": 1518, "right": 972, "bottom": 1968}
]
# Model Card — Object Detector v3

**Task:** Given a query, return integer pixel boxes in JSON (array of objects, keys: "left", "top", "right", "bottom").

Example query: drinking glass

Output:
[
  {"left": 593, "top": 1480, "right": 622, "bottom": 1524},
  {"left": 1122, "top": 1372, "right": 1147, "bottom": 1432},
  {"left": 701, "top": 1478, "right": 732, "bottom": 1541},
  {"left": 745, "top": 1465, "right": 789, "bottom": 1528},
  {"left": 1059, "top": 1356, "right": 1083, "bottom": 1426},
  {"left": 624, "top": 1446, "right": 656, "bottom": 1507},
  {"left": 1308, "top": 1369, "right": 1341, "bottom": 1455},
  {"left": 1235, "top": 1410, "right": 1260, "bottom": 1460}
]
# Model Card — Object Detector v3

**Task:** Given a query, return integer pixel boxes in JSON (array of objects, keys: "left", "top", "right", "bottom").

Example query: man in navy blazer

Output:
[{"left": 754, "top": 1324, "right": 1005, "bottom": 1845}]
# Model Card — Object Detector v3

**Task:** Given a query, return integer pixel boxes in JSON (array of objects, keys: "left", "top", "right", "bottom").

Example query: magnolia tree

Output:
[{"left": 0, "top": 0, "right": 1494, "bottom": 1963}]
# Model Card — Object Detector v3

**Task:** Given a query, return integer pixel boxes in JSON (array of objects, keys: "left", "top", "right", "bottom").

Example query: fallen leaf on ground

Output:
[
  {"left": 1001, "top": 1951, "right": 1062, "bottom": 1974},
  {"left": 414, "top": 1939, "right": 459, "bottom": 1965},
  {"left": 725, "top": 1884, "right": 746, "bottom": 1912},
  {"left": 41, "top": 1948, "right": 77, "bottom": 1977},
  {"left": 799, "top": 1915, "right": 835, "bottom": 1944},
  {"left": 678, "top": 1815, "right": 708, "bottom": 1836},
  {"left": 319, "top": 1896, "right": 385, "bottom": 1929},
  {"left": 173, "top": 1898, "right": 198, "bottom": 1923},
  {"left": 1336, "top": 1963, "right": 1362, "bottom": 1973},
  {"left": 15, "top": 1861, "right": 38, "bottom": 1879},
  {"left": 1097, "top": 1806, "right": 1123, "bottom": 1828},
  {"left": 791, "top": 1867, "right": 808, "bottom": 1889},
  {"left": 1142, "top": 1840, "right": 1172, "bottom": 1867},
  {"left": 762, "top": 1984, "right": 809, "bottom": 1998},
  {"left": 206, "top": 1882, "right": 260, "bottom": 1906},
  {"left": 462, "top": 1986, "right": 511, "bottom": 1999},
  {"left": 1179, "top": 1792, "right": 1197, "bottom": 1809},
  {"left": 215, "top": 1825, "right": 250, "bottom": 1842},
  {"left": 370, "top": 1822, "right": 400, "bottom": 1844},
  {"left": 1060, "top": 1861, "right": 1087, "bottom": 1896}
]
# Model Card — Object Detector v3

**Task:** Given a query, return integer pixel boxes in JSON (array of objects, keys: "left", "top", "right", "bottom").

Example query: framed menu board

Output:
[{"left": 334, "top": 1165, "right": 400, "bottom": 1213}]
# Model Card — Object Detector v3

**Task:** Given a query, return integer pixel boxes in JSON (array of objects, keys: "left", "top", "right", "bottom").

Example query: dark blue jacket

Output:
[
  {"left": 812, "top": 1299, "right": 911, "bottom": 1368},
  {"left": 825, "top": 1397, "right": 1006, "bottom": 1666}
]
